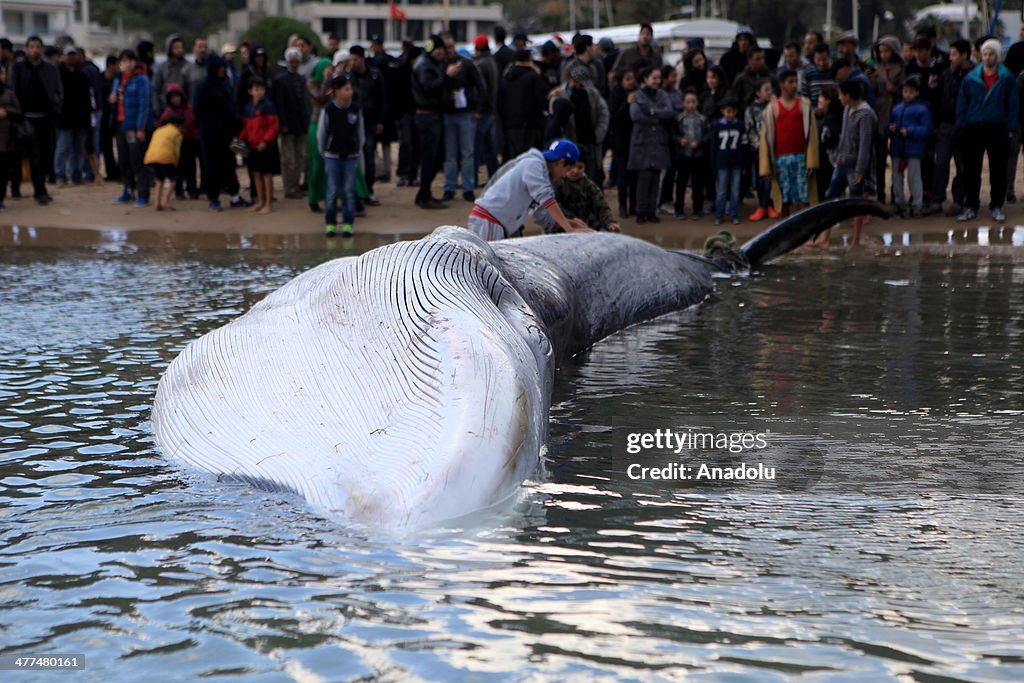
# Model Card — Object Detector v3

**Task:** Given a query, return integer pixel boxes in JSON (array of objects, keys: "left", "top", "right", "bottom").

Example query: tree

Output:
[{"left": 241, "top": 17, "right": 326, "bottom": 65}]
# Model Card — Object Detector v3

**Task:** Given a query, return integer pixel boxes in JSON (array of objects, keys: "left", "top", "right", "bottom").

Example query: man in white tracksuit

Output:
[{"left": 467, "top": 139, "right": 593, "bottom": 240}]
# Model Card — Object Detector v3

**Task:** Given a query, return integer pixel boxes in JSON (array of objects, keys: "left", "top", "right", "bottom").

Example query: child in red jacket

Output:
[
  {"left": 239, "top": 77, "right": 280, "bottom": 214},
  {"left": 156, "top": 83, "right": 199, "bottom": 199}
]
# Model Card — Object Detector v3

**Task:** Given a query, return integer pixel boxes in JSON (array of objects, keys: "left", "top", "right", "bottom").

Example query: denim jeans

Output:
[
  {"left": 715, "top": 166, "right": 741, "bottom": 217},
  {"left": 325, "top": 155, "right": 359, "bottom": 226},
  {"left": 443, "top": 111, "right": 476, "bottom": 194},
  {"left": 54, "top": 128, "right": 87, "bottom": 182},
  {"left": 474, "top": 113, "right": 499, "bottom": 182},
  {"left": 825, "top": 164, "right": 864, "bottom": 200}
]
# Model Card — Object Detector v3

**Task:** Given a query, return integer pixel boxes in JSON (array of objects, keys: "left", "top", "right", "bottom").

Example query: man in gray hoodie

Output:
[
  {"left": 467, "top": 139, "right": 593, "bottom": 240},
  {"left": 823, "top": 79, "right": 876, "bottom": 245},
  {"left": 152, "top": 34, "right": 189, "bottom": 112}
]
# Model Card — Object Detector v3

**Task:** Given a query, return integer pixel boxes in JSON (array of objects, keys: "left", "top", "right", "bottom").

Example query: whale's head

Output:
[{"left": 153, "top": 228, "right": 554, "bottom": 529}]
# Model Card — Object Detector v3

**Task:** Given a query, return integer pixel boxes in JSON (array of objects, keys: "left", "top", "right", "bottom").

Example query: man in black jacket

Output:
[
  {"left": 348, "top": 45, "right": 387, "bottom": 203},
  {"left": 440, "top": 32, "right": 485, "bottom": 202},
  {"left": 391, "top": 40, "right": 421, "bottom": 188},
  {"left": 493, "top": 25, "right": 515, "bottom": 76},
  {"left": 411, "top": 34, "right": 455, "bottom": 209},
  {"left": 54, "top": 46, "right": 91, "bottom": 185},
  {"left": 926, "top": 39, "right": 971, "bottom": 216},
  {"left": 9, "top": 35, "right": 63, "bottom": 204},
  {"left": 498, "top": 49, "right": 548, "bottom": 158},
  {"left": 274, "top": 48, "right": 309, "bottom": 198},
  {"left": 194, "top": 54, "right": 245, "bottom": 210}
]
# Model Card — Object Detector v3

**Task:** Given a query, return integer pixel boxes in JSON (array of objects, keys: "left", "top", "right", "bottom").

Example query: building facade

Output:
[
  {"left": 0, "top": 0, "right": 76, "bottom": 45},
  {"left": 222, "top": 0, "right": 503, "bottom": 47}
]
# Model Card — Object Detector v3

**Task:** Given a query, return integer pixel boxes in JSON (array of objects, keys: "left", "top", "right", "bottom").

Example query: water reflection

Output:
[{"left": 1, "top": 237, "right": 1023, "bottom": 680}]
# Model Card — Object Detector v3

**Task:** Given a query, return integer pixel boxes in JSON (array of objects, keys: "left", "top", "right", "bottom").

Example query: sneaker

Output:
[
  {"left": 113, "top": 189, "right": 133, "bottom": 204},
  {"left": 230, "top": 196, "right": 252, "bottom": 208},
  {"left": 325, "top": 223, "right": 337, "bottom": 237},
  {"left": 659, "top": 201, "right": 675, "bottom": 215},
  {"left": 365, "top": 194, "right": 381, "bottom": 207},
  {"left": 341, "top": 223, "right": 354, "bottom": 236},
  {"left": 396, "top": 177, "right": 409, "bottom": 187},
  {"left": 441, "top": 191, "right": 455, "bottom": 201},
  {"left": 134, "top": 197, "right": 150, "bottom": 207},
  {"left": 462, "top": 191, "right": 476, "bottom": 202},
  {"left": 209, "top": 200, "right": 223, "bottom": 212},
  {"left": 713, "top": 216, "right": 723, "bottom": 226},
  {"left": 894, "top": 205, "right": 907, "bottom": 218},
  {"left": 309, "top": 202, "right": 322, "bottom": 213},
  {"left": 992, "top": 207, "right": 1006, "bottom": 223},
  {"left": 415, "top": 198, "right": 448, "bottom": 210},
  {"left": 956, "top": 207, "right": 977, "bottom": 222},
  {"left": 731, "top": 216, "right": 740, "bottom": 225},
  {"left": 766, "top": 206, "right": 780, "bottom": 219},
  {"left": 35, "top": 194, "right": 53, "bottom": 206},
  {"left": 748, "top": 208, "right": 767, "bottom": 221}
]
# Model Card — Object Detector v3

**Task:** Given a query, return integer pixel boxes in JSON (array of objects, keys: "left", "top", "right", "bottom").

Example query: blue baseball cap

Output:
[{"left": 542, "top": 139, "right": 580, "bottom": 162}]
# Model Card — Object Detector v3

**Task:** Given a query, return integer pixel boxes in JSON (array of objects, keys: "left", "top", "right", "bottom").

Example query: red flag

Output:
[{"left": 389, "top": 1, "right": 407, "bottom": 20}]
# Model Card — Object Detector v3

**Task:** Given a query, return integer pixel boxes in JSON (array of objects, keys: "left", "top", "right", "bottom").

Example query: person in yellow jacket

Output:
[
  {"left": 143, "top": 114, "right": 184, "bottom": 211},
  {"left": 758, "top": 69, "right": 819, "bottom": 216}
]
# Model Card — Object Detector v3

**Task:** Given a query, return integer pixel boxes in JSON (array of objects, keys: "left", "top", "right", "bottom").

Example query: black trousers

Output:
[
  {"left": 175, "top": 139, "right": 200, "bottom": 197},
  {"left": 613, "top": 149, "right": 637, "bottom": 214},
  {"left": 504, "top": 126, "right": 541, "bottom": 161},
  {"left": 0, "top": 151, "right": 11, "bottom": 203},
  {"left": 962, "top": 123, "right": 1009, "bottom": 212},
  {"left": 414, "top": 112, "right": 443, "bottom": 203},
  {"left": 101, "top": 119, "right": 119, "bottom": 180},
  {"left": 674, "top": 155, "right": 705, "bottom": 213},
  {"left": 396, "top": 113, "right": 419, "bottom": 182},
  {"left": 200, "top": 134, "right": 239, "bottom": 202},
  {"left": 27, "top": 115, "right": 55, "bottom": 198},
  {"left": 362, "top": 124, "right": 377, "bottom": 193},
  {"left": 115, "top": 127, "right": 151, "bottom": 199},
  {"left": 636, "top": 168, "right": 661, "bottom": 214},
  {"left": 933, "top": 123, "right": 965, "bottom": 206}
]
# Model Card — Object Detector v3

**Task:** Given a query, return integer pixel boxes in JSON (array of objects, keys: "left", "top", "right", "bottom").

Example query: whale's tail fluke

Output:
[{"left": 739, "top": 197, "right": 890, "bottom": 268}]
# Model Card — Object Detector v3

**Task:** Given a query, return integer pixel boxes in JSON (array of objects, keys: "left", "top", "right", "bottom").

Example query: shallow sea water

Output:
[{"left": 1, "top": 227, "right": 1024, "bottom": 681}]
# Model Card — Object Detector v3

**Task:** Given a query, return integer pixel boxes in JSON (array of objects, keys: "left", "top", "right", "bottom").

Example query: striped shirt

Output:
[{"left": 801, "top": 63, "right": 834, "bottom": 102}]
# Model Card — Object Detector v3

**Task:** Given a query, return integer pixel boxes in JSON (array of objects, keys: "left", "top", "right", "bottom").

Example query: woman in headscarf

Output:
[{"left": 306, "top": 54, "right": 335, "bottom": 213}]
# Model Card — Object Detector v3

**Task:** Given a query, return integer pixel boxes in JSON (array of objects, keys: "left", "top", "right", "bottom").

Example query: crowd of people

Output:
[{"left": 0, "top": 21, "right": 1021, "bottom": 242}]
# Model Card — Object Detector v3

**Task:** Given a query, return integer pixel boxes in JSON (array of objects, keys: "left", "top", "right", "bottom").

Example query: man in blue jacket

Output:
[
  {"left": 110, "top": 49, "right": 154, "bottom": 206},
  {"left": 956, "top": 38, "right": 1019, "bottom": 223}
]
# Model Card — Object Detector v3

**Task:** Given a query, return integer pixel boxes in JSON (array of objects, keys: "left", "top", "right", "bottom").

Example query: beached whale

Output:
[{"left": 152, "top": 198, "right": 887, "bottom": 529}]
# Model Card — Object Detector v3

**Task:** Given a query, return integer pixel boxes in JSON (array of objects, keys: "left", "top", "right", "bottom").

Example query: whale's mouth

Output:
[{"left": 153, "top": 228, "right": 554, "bottom": 529}]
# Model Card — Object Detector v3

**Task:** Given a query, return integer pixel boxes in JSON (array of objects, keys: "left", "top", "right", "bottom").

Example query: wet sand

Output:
[{"left": 1, "top": 176, "right": 1023, "bottom": 251}]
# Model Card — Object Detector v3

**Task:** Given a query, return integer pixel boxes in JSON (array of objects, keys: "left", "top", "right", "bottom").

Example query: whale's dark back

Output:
[{"left": 493, "top": 233, "right": 717, "bottom": 363}]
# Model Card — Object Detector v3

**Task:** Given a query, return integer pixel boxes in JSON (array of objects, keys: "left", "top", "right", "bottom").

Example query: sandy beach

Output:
[{"left": 1, "top": 173, "right": 1022, "bottom": 251}]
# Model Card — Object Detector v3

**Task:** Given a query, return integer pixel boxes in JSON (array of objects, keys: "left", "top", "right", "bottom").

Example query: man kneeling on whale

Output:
[{"left": 468, "top": 139, "right": 594, "bottom": 240}]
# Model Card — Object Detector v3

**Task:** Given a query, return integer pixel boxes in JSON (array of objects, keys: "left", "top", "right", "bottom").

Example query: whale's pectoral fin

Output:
[{"left": 740, "top": 197, "right": 891, "bottom": 267}]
